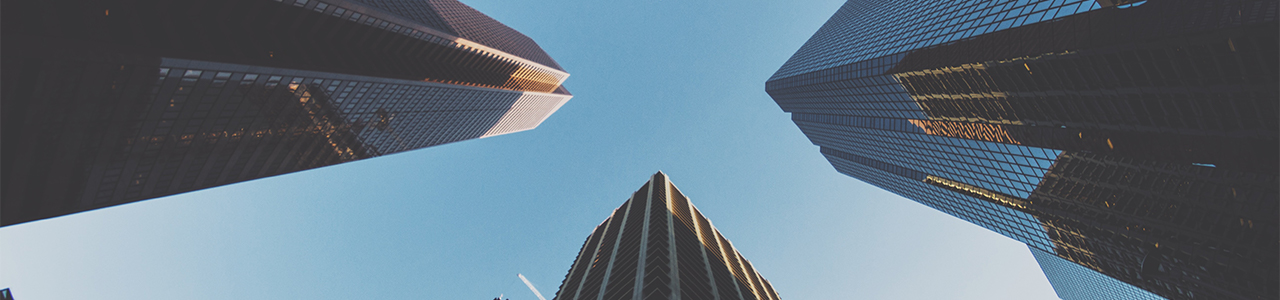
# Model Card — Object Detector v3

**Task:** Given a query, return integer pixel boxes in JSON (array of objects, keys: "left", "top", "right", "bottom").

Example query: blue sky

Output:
[{"left": 0, "top": 1, "right": 1061, "bottom": 299}]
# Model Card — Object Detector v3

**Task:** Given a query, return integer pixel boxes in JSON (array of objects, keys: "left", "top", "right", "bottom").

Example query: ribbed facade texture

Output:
[
  {"left": 553, "top": 172, "right": 781, "bottom": 300},
  {"left": 0, "top": 0, "right": 570, "bottom": 226},
  {"left": 1031, "top": 247, "right": 1166, "bottom": 300},
  {"left": 765, "top": 1, "right": 1277, "bottom": 300}
]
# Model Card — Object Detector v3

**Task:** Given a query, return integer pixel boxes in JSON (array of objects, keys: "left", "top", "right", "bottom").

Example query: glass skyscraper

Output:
[
  {"left": 0, "top": 0, "right": 570, "bottom": 226},
  {"left": 766, "top": 0, "right": 1277, "bottom": 299},
  {"left": 1031, "top": 246, "right": 1166, "bottom": 300},
  {"left": 552, "top": 172, "right": 782, "bottom": 300}
]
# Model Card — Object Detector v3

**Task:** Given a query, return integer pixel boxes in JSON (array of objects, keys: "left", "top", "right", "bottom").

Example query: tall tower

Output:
[
  {"left": 552, "top": 172, "right": 781, "bottom": 300},
  {"left": 0, "top": 0, "right": 570, "bottom": 226},
  {"left": 765, "top": 0, "right": 1277, "bottom": 299},
  {"left": 1029, "top": 246, "right": 1165, "bottom": 300}
]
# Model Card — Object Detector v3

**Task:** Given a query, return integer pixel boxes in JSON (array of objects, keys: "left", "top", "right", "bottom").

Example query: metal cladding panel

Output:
[
  {"left": 553, "top": 173, "right": 782, "bottom": 300},
  {"left": 766, "top": 0, "right": 1278, "bottom": 299}
]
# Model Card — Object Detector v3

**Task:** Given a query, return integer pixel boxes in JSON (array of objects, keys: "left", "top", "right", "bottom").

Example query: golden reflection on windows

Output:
[
  {"left": 893, "top": 51, "right": 1079, "bottom": 126},
  {"left": 1040, "top": 220, "right": 1104, "bottom": 271},
  {"left": 908, "top": 119, "right": 1022, "bottom": 144},
  {"left": 923, "top": 175, "right": 1029, "bottom": 210},
  {"left": 500, "top": 64, "right": 562, "bottom": 93},
  {"left": 420, "top": 64, "right": 564, "bottom": 94},
  {"left": 289, "top": 84, "right": 364, "bottom": 160}
]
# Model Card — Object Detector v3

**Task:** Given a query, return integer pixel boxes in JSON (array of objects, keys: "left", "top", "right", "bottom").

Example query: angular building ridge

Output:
[
  {"left": 553, "top": 172, "right": 782, "bottom": 300},
  {"left": 343, "top": 0, "right": 565, "bottom": 72},
  {"left": 343, "top": 0, "right": 460, "bottom": 36},
  {"left": 299, "top": 0, "right": 565, "bottom": 94},
  {"left": 423, "top": 0, "right": 565, "bottom": 71}
]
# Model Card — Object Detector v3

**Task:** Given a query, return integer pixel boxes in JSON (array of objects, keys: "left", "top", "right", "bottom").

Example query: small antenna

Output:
[{"left": 518, "top": 273, "right": 548, "bottom": 300}]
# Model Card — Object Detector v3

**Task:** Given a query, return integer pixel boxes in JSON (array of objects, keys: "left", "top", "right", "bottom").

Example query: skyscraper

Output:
[
  {"left": 552, "top": 172, "right": 782, "bottom": 300},
  {"left": 765, "top": 1, "right": 1277, "bottom": 299},
  {"left": 1030, "top": 246, "right": 1166, "bottom": 300},
  {"left": 0, "top": 0, "right": 570, "bottom": 226}
]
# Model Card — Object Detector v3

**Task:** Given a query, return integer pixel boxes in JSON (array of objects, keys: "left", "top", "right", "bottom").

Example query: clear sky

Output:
[{"left": 0, "top": 1, "right": 1062, "bottom": 299}]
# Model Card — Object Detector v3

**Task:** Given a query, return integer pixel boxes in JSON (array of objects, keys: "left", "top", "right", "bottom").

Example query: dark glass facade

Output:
[
  {"left": 1, "top": 0, "right": 571, "bottom": 226},
  {"left": 1031, "top": 247, "right": 1166, "bottom": 300},
  {"left": 766, "top": 1, "right": 1277, "bottom": 299},
  {"left": 552, "top": 172, "right": 782, "bottom": 300}
]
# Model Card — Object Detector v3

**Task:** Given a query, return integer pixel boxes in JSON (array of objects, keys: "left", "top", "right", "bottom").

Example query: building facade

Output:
[
  {"left": 765, "top": 0, "right": 1277, "bottom": 299},
  {"left": 0, "top": 0, "right": 570, "bottom": 226},
  {"left": 1031, "top": 246, "right": 1166, "bottom": 300},
  {"left": 552, "top": 172, "right": 782, "bottom": 300}
]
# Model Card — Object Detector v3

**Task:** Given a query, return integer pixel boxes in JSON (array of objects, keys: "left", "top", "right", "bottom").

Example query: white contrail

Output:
[{"left": 518, "top": 273, "right": 548, "bottom": 300}]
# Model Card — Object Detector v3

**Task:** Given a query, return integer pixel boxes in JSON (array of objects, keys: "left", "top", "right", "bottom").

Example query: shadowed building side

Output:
[
  {"left": 1, "top": 0, "right": 571, "bottom": 226},
  {"left": 1030, "top": 247, "right": 1166, "bottom": 300},
  {"left": 765, "top": 0, "right": 1277, "bottom": 299}
]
